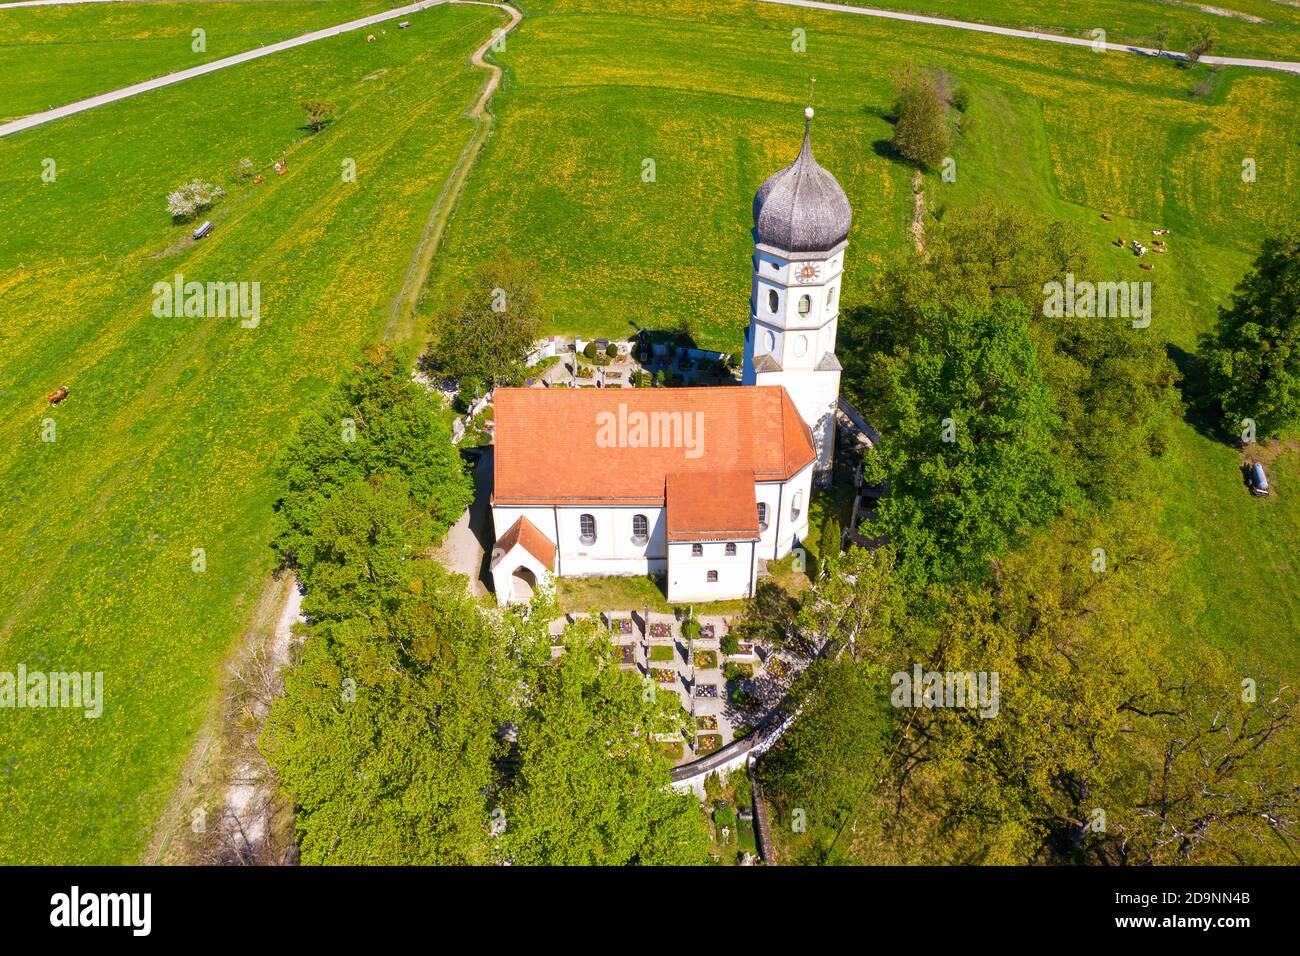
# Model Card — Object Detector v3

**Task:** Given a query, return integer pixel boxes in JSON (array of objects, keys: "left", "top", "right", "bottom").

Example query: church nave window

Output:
[
  {"left": 691, "top": 543, "right": 703, "bottom": 557},
  {"left": 707, "top": 570, "right": 718, "bottom": 583},
  {"left": 725, "top": 543, "right": 737, "bottom": 556},
  {"left": 579, "top": 513, "right": 597, "bottom": 546},
  {"left": 631, "top": 514, "right": 648, "bottom": 546},
  {"left": 757, "top": 502, "right": 769, "bottom": 531}
]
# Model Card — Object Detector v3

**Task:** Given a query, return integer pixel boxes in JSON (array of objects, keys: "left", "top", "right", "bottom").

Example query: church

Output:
[{"left": 490, "top": 108, "right": 851, "bottom": 605}]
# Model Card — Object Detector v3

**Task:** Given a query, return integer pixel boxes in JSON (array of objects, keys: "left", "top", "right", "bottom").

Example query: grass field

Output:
[
  {"left": 429, "top": 0, "right": 1300, "bottom": 676},
  {"left": 0, "top": 1, "right": 503, "bottom": 864},
  {"left": 0, "top": 0, "right": 403, "bottom": 121},
  {"left": 813, "top": 0, "right": 1300, "bottom": 61}
]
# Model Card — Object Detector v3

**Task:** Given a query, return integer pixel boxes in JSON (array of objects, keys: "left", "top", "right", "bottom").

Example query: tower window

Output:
[
  {"left": 579, "top": 513, "right": 596, "bottom": 545},
  {"left": 827, "top": 286, "right": 837, "bottom": 311},
  {"left": 790, "top": 492, "right": 803, "bottom": 523},
  {"left": 763, "top": 329, "right": 775, "bottom": 352},
  {"left": 707, "top": 570, "right": 718, "bottom": 583},
  {"left": 797, "top": 295, "right": 811, "bottom": 316},
  {"left": 794, "top": 335, "right": 808, "bottom": 358},
  {"left": 768, "top": 289, "right": 779, "bottom": 313},
  {"left": 757, "top": 502, "right": 769, "bottom": 531},
  {"left": 692, "top": 543, "right": 703, "bottom": 557},
  {"left": 632, "top": 514, "right": 648, "bottom": 546},
  {"left": 725, "top": 543, "right": 737, "bottom": 556}
]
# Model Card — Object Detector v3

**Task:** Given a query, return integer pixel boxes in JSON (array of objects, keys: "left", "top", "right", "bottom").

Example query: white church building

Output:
[{"left": 490, "top": 109, "right": 851, "bottom": 604}]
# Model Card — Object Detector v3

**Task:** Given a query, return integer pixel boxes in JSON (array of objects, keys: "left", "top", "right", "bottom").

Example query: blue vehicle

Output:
[
  {"left": 192, "top": 221, "right": 212, "bottom": 240},
  {"left": 1250, "top": 462, "right": 1270, "bottom": 497}
]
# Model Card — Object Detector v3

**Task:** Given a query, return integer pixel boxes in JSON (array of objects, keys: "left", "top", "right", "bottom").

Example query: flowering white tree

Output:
[{"left": 167, "top": 180, "right": 225, "bottom": 221}]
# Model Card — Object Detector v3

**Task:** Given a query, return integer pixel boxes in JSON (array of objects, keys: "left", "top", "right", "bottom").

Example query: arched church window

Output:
[
  {"left": 579, "top": 513, "right": 596, "bottom": 546},
  {"left": 790, "top": 492, "right": 803, "bottom": 522},
  {"left": 767, "top": 289, "right": 779, "bottom": 314},
  {"left": 707, "top": 570, "right": 718, "bottom": 583},
  {"left": 757, "top": 502, "right": 769, "bottom": 531},
  {"left": 763, "top": 330, "right": 775, "bottom": 352},
  {"left": 692, "top": 543, "right": 703, "bottom": 557},
  {"left": 797, "top": 295, "right": 811, "bottom": 316},
  {"left": 827, "top": 286, "right": 837, "bottom": 311},
  {"left": 725, "top": 543, "right": 737, "bottom": 556},
  {"left": 632, "top": 514, "right": 648, "bottom": 546},
  {"left": 794, "top": 335, "right": 808, "bottom": 358}
]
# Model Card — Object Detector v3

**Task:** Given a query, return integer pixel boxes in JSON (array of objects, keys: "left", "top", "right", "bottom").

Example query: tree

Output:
[
  {"left": 891, "top": 81, "right": 951, "bottom": 169},
  {"left": 1200, "top": 229, "right": 1300, "bottom": 439},
  {"left": 271, "top": 345, "right": 472, "bottom": 571},
  {"left": 500, "top": 630, "right": 710, "bottom": 865},
  {"left": 261, "top": 562, "right": 514, "bottom": 864},
  {"left": 301, "top": 100, "right": 336, "bottom": 132},
  {"left": 846, "top": 201, "right": 1178, "bottom": 509},
  {"left": 816, "top": 516, "right": 841, "bottom": 580},
  {"left": 429, "top": 259, "right": 543, "bottom": 389},
  {"left": 166, "top": 180, "right": 224, "bottom": 221},
  {"left": 797, "top": 546, "right": 905, "bottom": 661},
  {"left": 758, "top": 655, "right": 892, "bottom": 861},
  {"left": 1186, "top": 25, "right": 1216, "bottom": 65},
  {"left": 302, "top": 474, "right": 432, "bottom": 623},
  {"left": 1154, "top": 24, "right": 1170, "bottom": 53},
  {"left": 871, "top": 297, "right": 1073, "bottom": 584}
]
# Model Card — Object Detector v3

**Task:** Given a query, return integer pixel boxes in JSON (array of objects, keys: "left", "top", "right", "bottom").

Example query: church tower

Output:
[{"left": 743, "top": 107, "right": 850, "bottom": 487}]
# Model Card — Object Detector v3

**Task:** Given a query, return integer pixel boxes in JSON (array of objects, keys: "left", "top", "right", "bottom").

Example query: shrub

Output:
[
  {"left": 720, "top": 633, "right": 739, "bottom": 656},
  {"left": 605, "top": 343, "right": 619, "bottom": 358},
  {"left": 582, "top": 342, "right": 598, "bottom": 360}
]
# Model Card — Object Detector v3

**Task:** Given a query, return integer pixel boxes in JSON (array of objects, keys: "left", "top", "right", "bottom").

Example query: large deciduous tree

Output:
[
  {"left": 1201, "top": 229, "right": 1300, "bottom": 440},
  {"left": 870, "top": 297, "right": 1072, "bottom": 584},
  {"left": 271, "top": 345, "right": 471, "bottom": 572},
  {"left": 428, "top": 258, "right": 543, "bottom": 393}
]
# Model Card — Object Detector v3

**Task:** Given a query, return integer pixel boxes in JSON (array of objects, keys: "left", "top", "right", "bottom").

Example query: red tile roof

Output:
[
  {"left": 492, "top": 386, "right": 815, "bottom": 507},
  {"left": 491, "top": 516, "right": 555, "bottom": 571},
  {"left": 666, "top": 471, "right": 760, "bottom": 541}
]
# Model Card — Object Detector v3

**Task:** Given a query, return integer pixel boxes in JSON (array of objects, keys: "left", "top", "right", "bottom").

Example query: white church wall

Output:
[
  {"left": 491, "top": 503, "right": 668, "bottom": 578},
  {"left": 666, "top": 539, "right": 756, "bottom": 603}
]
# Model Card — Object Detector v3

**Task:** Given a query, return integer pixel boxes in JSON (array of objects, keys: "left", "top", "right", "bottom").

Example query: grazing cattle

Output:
[
  {"left": 1101, "top": 213, "right": 1113, "bottom": 221},
  {"left": 48, "top": 386, "right": 68, "bottom": 405},
  {"left": 1140, "top": 262, "right": 1154, "bottom": 271}
]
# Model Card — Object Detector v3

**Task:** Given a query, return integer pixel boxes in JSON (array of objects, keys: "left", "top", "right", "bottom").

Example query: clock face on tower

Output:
[{"left": 794, "top": 262, "right": 822, "bottom": 284}]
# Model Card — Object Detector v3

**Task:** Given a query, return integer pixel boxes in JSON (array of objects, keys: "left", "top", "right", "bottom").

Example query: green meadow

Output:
[
  {"left": 431, "top": 0, "right": 1300, "bottom": 673},
  {"left": 0, "top": 1, "right": 503, "bottom": 863},
  {"left": 0, "top": 0, "right": 409, "bottom": 121},
  {"left": 815, "top": 0, "right": 1300, "bottom": 60}
]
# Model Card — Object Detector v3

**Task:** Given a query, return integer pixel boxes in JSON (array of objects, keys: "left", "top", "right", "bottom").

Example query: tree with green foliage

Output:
[
  {"left": 850, "top": 201, "right": 1177, "bottom": 510},
  {"left": 797, "top": 546, "right": 905, "bottom": 662},
  {"left": 261, "top": 562, "right": 515, "bottom": 864},
  {"left": 871, "top": 297, "right": 1072, "bottom": 584},
  {"left": 501, "top": 629, "right": 709, "bottom": 865},
  {"left": 1200, "top": 229, "right": 1300, "bottom": 440},
  {"left": 889, "top": 66, "right": 951, "bottom": 171},
  {"left": 301, "top": 99, "right": 336, "bottom": 132},
  {"left": 891, "top": 81, "right": 950, "bottom": 170},
  {"left": 1186, "top": 25, "right": 1216, "bottom": 65},
  {"left": 759, "top": 655, "right": 892, "bottom": 862},
  {"left": 429, "top": 258, "right": 542, "bottom": 389},
  {"left": 301, "top": 474, "right": 432, "bottom": 622},
  {"left": 271, "top": 345, "right": 471, "bottom": 571},
  {"left": 816, "top": 516, "right": 841, "bottom": 580}
]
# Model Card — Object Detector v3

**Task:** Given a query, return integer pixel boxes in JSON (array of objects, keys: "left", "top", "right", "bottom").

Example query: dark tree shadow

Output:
[{"left": 1166, "top": 342, "right": 1229, "bottom": 443}]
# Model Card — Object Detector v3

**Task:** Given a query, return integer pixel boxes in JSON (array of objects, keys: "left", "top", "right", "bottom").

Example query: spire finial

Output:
[{"left": 804, "top": 78, "right": 816, "bottom": 135}]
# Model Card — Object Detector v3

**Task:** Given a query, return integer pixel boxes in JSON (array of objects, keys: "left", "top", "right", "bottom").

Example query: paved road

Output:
[
  {"left": 0, "top": 0, "right": 448, "bottom": 138},
  {"left": 755, "top": 0, "right": 1300, "bottom": 75}
]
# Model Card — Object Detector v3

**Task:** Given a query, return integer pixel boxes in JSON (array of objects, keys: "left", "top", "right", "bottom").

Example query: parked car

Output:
[
  {"left": 1250, "top": 462, "right": 1270, "bottom": 497},
  {"left": 192, "top": 221, "right": 212, "bottom": 240}
]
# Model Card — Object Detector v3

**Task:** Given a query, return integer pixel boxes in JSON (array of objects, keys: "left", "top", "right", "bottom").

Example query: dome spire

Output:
[{"left": 751, "top": 91, "right": 851, "bottom": 254}]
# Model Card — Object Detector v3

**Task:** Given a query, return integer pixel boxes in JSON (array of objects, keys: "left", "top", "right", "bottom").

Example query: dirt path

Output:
[
  {"left": 908, "top": 168, "right": 926, "bottom": 257},
  {"left": 385, "top": 1, "right": 523, "bottom": 341}
]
